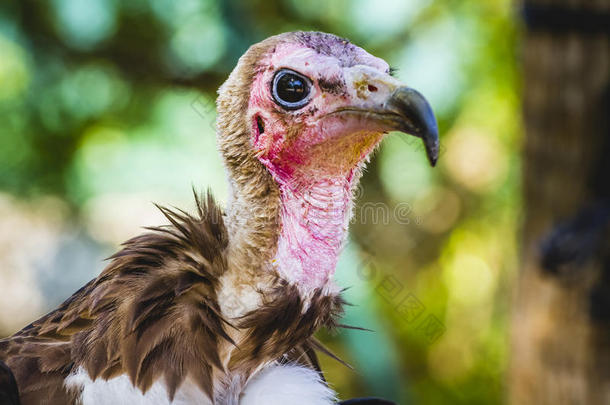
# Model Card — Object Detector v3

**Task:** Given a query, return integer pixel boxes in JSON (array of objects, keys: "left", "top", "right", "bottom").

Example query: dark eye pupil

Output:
[{"left": 277, "top": 74, "right": 306, "bottom": 103}]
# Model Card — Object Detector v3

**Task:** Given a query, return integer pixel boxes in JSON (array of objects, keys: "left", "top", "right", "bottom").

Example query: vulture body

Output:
[{"left": 0, "top": 31, "right": 438, "bottom": 404}]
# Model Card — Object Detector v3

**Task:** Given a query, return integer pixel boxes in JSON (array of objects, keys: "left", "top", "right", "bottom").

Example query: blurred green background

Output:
[{"left": 0, "top": 0, "right": 520, "bottom": 404}]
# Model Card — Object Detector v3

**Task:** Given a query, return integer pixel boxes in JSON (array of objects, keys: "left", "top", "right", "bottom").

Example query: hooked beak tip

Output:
[{"left": 387, "top": 87, "right": 439, "bottom": 167}]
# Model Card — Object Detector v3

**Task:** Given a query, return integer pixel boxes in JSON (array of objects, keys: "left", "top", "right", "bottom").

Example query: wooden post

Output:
[{"left": 510, "top": 1, "right": 610, "bottom": 404}]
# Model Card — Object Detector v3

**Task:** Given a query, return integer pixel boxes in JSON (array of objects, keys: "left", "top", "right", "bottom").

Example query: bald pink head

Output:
[{"left": 250, "top": 34, "right": 392, "bottom": 187}]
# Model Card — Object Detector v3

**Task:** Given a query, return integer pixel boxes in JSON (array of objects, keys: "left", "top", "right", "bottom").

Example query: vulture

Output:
[{"left": 0, "top": 31, "right": 438, "bottom": 405}]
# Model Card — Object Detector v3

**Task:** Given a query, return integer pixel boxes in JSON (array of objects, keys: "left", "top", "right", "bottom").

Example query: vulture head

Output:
[{"left": 216, "top": 32, "right": 438, "bottom": 296}]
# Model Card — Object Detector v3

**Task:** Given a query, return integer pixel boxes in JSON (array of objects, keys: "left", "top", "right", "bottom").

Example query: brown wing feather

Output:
[
  {"left": 229, "top": 283, "right": 346, "bottom": 374},
  {"left": 0, "top": 192, "right": 231, "bottom": 404}
]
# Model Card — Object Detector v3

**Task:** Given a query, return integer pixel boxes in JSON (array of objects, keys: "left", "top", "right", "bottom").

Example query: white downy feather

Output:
[
  {"left": 65, "top": 363, "right": 336, "bottom": 405},
  {"left": 64, "top": 367, "right": 211, "bottom": 405},
  {"left": 240, "top": 363, "right": 337, "bottom": 405}
]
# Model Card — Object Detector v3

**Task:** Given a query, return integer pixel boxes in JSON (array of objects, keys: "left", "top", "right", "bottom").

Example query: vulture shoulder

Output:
[{"left": 0, "top": 193, "right": 232, "bottom": 403}]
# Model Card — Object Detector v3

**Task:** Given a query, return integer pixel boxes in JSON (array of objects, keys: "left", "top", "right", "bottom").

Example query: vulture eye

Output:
[{"left": 272, "top": 69, "right": 312, "bottom": 110}]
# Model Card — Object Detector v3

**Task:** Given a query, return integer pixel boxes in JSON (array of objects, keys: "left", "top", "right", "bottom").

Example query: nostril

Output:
[{"left": 368, "top": 84, "right": 378, "bottom": 92}]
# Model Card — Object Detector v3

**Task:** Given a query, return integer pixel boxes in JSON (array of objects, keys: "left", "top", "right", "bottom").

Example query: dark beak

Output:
[{"left": 385, "top": 87, "right": 440, "bottom": 166}]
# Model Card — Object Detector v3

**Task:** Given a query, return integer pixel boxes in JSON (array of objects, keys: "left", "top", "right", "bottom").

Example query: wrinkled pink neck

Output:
[{"left": 273, "top": 176, "right": 353, "bottom": 288}]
